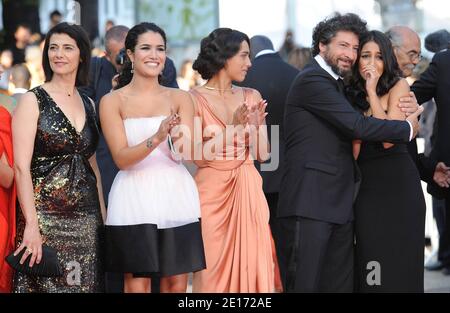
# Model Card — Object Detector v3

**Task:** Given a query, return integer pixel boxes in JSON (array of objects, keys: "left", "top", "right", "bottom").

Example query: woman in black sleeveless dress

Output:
[
  {"left": 12, "top": 23, "right": 105, "bottom": 292},
  {"left": 349, "top": 31, "right": 425, "bottom": 292}
]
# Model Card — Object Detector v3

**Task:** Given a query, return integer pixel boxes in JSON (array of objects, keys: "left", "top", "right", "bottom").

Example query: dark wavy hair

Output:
[
  {"left": 116, "top": 22, "right": 167, "bottom": 89},
  {"left": 347, "top": 30, "right": 402, "bottom": 111},
  {"left": 42, "top": 22, "right": 91, "bottom": 86},
  {"left": 193, "top": 28, "right": 250, "bottom": 80},
  {"left": 311, "top": 12, "right": 368, "bottom": 57}
]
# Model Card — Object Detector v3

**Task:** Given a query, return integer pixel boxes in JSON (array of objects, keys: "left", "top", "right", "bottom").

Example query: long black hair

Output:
[
  {"left": 193, "top": 28, "right": 250, "bottom": 80},
  {"left": 115, "top": 22, "right": 167, "bottom": 90},
  {"left": 348, "top": 30, "right": 402, "bottom": 111},
  {"left": 42, "top": 22, "right": 91, "bottom": 86}
]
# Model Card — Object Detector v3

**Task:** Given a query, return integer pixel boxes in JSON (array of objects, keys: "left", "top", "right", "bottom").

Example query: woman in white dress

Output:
[{"left": 100, "top": 22, "right": 205, "bottom": 293}]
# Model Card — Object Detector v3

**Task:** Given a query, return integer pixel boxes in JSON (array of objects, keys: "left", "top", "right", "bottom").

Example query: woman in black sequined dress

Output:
[{"left": 11, "top": 23, "right": 105, "bottom": 293}]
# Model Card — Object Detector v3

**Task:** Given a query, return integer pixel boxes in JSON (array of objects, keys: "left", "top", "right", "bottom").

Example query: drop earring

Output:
[{"left": 131, "top": 62, "right": 134, "bottom": 74}]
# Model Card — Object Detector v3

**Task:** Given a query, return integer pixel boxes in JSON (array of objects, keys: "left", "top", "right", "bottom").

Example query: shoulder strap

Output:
[
  {"left": 79, "top": 92, "right": 95, "bottom": 117},
  {"left": 189, "top": 89, "right": 204, "bottom": 117},
  {"left": 242, "top": 87, "right": 253, "bottom": 104},
  {"left": 29, "top": 86, "right": 45, "bottom": 112},
  {"left": 80, "top": 92, "right": 100, "bottom": 131}
]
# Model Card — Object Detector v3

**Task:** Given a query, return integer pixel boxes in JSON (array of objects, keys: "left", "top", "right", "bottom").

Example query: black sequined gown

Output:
[{"left": 14, "top": 86, "right": 104, "bottom": 293}]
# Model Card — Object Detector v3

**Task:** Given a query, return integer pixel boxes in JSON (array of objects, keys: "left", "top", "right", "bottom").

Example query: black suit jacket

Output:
[
  {"left": 80, "top": 56, "right": 178, "bottom": 205},
  {"left": 278, "top": 59, "right": 411, "bottom": 224},
  {"left": 411, "top": 49, "right": 450, "bottom": 198},
  {"left": 237, "top": 53, "right": 299, "bottom": 193}
]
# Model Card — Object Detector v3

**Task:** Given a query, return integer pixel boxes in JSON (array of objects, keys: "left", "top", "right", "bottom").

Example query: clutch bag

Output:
[{"left": 5, "top": 245, "right": 63, "bottom": 277}]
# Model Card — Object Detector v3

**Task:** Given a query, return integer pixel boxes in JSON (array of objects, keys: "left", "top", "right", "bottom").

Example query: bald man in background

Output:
[
  {"left": 386, "top": 26, "right": 424, "bottom": 173},
  {"left": 10, "top": 64, "right": 31, "bottom": 103},
  {"left": 387, "top": 26, "right": 422, "bottom": 78}
]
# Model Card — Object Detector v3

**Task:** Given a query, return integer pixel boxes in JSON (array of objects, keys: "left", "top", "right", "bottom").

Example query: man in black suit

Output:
[
  {"left": 411, "top": 48, "right": 450, "bottom": 274},
  {"left": 386, "top": 26, "right": 430, "bottom": 180},
  {"left": 80, "top": 25, "right": 178, "bottom": 293},
  {"left": 277, "top": 13, "right": 423, "bottom": 292},
  {"left": 236, "top": 35, "right": 299, "bottom": 284},
  {"left": 387, "top": 26, "right": 450, "bottom": 274}
]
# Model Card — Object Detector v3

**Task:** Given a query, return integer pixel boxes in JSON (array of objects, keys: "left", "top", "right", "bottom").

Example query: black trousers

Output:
[
  {"left": 278, "top": 216, "right": 354, "bottom": 293},
  {"left": 265, "top": 193, "right": 281, "bottom": 255},
  {"left": 433, "top": 198, "right": 446, "bottom": 235}
]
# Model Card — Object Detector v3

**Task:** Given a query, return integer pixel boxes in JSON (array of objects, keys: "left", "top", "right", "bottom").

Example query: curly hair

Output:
[
  {"left": 193, "top": 28, "right": 250, "bottom": 80},
  {"left": 347, "top": 30, "right": 402, "bottom": 111},
  {"left": 311, "top": 12, "right": 368, "bottom": 56},
  {"left": 116, "top": 22, "right": 167, "bottom": 90}
]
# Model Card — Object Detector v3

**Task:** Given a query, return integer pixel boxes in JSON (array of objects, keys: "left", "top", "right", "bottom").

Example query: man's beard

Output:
[
  {"left": 323, "top": 49, "right": 352, "bottom": 78},
  {"left": 401, "top": 64, "right": 415, "bottom": 78}
]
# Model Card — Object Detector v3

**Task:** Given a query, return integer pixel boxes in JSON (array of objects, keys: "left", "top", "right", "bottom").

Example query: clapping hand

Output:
[
  {"left": 247, "top": 99, "right": 268, "bottom": 128},
  {"left": 232, "top": 102, "right": 249, "bottom": 126},
  {"left": 434, "top": 162, "right": 450, "bottom": 188},
  {"left": 156, "top": 108, "right": 180, "bottom": 143}
]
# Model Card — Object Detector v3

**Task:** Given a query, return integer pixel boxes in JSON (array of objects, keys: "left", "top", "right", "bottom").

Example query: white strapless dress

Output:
[
  {"left": 106, "top": 116, "right": 201, "bottom": 228},
  {"left": 104, "top": 116, "right": 205, "bottom": 276}
]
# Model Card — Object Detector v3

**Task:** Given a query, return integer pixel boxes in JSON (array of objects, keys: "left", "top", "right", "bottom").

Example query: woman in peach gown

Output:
[{"left": 190, "top": 28, "right": 274, "bottom": 293}]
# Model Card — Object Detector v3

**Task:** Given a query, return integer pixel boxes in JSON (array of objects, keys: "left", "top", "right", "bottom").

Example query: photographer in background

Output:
[{"left": 80, "top": 24, "right": 178, "bottom": 293}]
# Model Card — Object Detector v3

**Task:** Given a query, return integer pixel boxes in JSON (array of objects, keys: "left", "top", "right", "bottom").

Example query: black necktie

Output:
[{"left": 337, "top": 78, "right": 345, "bottom": 94}]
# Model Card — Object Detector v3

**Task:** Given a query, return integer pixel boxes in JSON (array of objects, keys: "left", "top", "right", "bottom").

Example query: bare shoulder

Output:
[
  {"left": 100, "top": 89, "right": 122, "bottom": 108},
  {"left": 15, "top": 91, "right": 39, "bottom": 115},
  {"left": 386, "top": 79, "right": 410, "bottom": 119},
  {"left": 98, "top": 89, "right": 124, "bottom": 120},
  {"left": 101, "top": 88, "right": 122, "bottom": 102},
  {"left": 18, "top": 91, "right": 38, "bottom": 105},
  {"left": 166, "top": 87, "right": 190, "bottom": 98},
  {"left": 390, "top": 78, "right": 410, "bottom": 94},
  {"left": 165, "top": 87, "right": 194, "bottom": 107},
  {"left": 240, "top": 86, "right": 262, "bottom": 101}
]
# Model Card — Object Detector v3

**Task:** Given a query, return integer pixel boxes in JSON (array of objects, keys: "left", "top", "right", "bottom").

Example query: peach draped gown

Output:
[{"left": 190, "top": 88, "right": 274, "bottom": 293}]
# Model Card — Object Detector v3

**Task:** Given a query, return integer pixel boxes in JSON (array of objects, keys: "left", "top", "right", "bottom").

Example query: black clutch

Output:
[{"left": 5, "top": 245, "right": 63, "bottom": 277}]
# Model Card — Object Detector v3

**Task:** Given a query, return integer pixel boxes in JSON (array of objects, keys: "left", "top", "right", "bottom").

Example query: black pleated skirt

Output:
[{"left": 105, "top": 222, "right": 206, "bottom": 277}]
